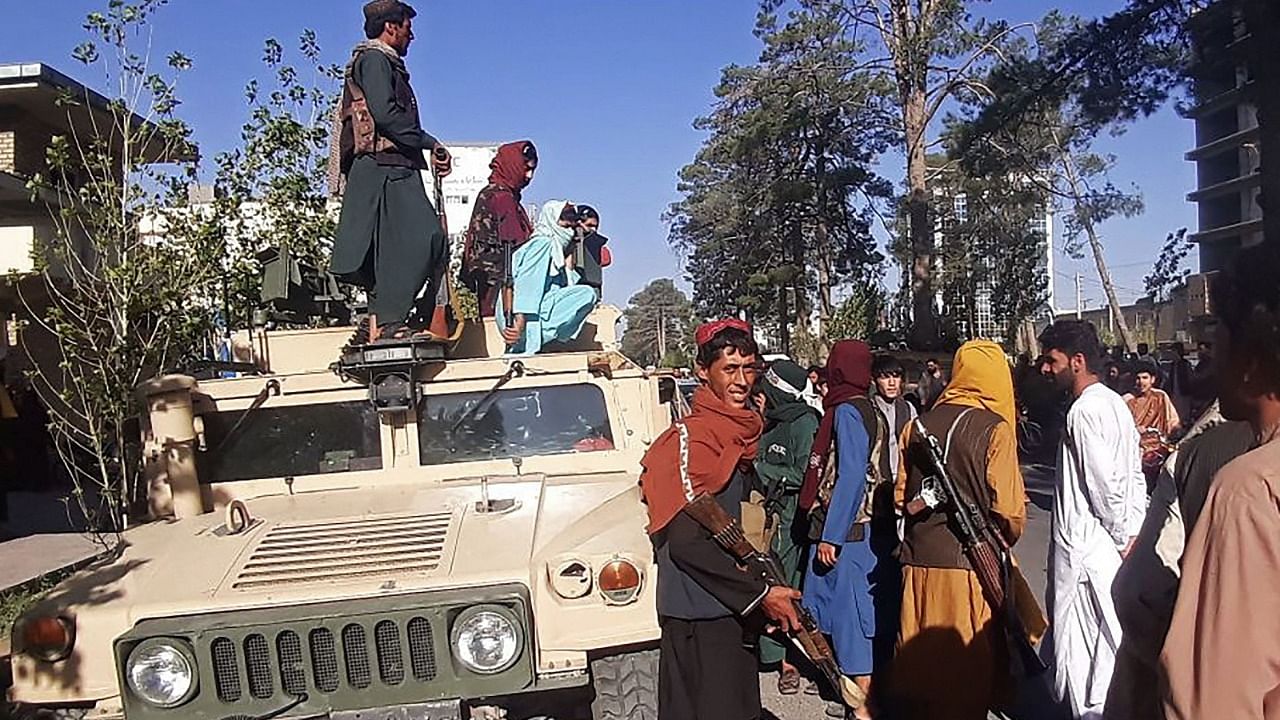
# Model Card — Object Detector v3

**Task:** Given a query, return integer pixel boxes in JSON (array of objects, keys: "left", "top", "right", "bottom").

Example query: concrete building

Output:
[
  {"left": 0, "top": 62, "right": 194, "bottom": 383},
  {"left": 1185, "top": 0, "right": 1264, "bottom": 274},
  {"left": 0, "top": 62, "right": 191, "bottom": 311},
  {"left": 1057, "top": 281, "right": 1204, "bottom": 349}
]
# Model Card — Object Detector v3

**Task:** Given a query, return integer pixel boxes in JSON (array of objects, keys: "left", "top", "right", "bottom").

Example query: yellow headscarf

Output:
[{"left": 934, "top": 340, "right": 1016, "bottom": 427}]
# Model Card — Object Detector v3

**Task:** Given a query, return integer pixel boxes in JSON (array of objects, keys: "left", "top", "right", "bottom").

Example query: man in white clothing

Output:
[{"left": 1039, "top": 320, "right": 1147, "bottom": 719}]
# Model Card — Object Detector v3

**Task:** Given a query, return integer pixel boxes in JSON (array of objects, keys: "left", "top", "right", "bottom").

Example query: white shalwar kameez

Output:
[{"left": 1046, "top": 382, "right": 1147, "bottom": 719}]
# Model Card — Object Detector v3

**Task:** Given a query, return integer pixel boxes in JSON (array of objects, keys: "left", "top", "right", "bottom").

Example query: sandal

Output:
[
  {"left": 370, "top": 321, "right": 412, "bottom": 343},
  {"left": 344, "top": 316, "right": 372, "bottom": 349},
  {"left": 778, "top": 667, "right": 801, "bottom": 695}
]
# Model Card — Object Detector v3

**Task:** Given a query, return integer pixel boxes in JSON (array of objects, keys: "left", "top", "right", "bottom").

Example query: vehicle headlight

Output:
[
  {"left": 451, "top": 606, "right": 522, "bottom": 675},
  {"left": 125, "top": 640, "right": 198, "bottom": 708}
]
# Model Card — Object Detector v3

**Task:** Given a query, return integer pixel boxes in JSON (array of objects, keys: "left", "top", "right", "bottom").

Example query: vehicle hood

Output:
[{"left": 42, "top": 478, "right": 580, "bottom": 623}]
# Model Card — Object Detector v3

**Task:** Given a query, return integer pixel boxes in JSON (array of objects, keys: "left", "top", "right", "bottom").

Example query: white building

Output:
[{"left": 419, "top": 143, "right": 499, "bottom": 240}]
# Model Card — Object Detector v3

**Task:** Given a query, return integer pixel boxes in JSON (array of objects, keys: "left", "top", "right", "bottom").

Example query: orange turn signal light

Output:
[
  {"left": 598, "top": 558, "right": 643, "bottom": 605},
  {"left": 17, "top": 615, "right": 75, "bottom": 662}
]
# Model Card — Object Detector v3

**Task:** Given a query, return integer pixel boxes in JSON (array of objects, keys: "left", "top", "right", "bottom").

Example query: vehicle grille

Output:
[
  {"left": 231, "top": 511, "right": 453, "bottom": 590},
  {"left": 207, "top": 617, "right": 438, "bottom": 704},
  {"left": 117, "top": 586, "right": 537, "bottom": 720}
]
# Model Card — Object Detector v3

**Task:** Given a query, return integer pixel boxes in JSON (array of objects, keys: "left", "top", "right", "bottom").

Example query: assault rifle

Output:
[
  {"left": 429, "top": 146, "right": 453, "bottom": 340},
  {"left": 907, "top": 417, "right": 1048, "bottom": 677},
  {"left": 683, "top": 494, "right": 863, "bottom": 710}
]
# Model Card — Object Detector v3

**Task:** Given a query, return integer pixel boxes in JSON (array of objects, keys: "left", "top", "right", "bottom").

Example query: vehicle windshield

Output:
[
  {"left": 418, "top": 383, "right": 614, "bottom": 465},
  {"left": 196, "top": 401, "right": 382, "bottom": 483}
]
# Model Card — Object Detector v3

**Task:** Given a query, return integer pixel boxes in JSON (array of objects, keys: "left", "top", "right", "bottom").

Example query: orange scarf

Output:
[{"left": 639, "top": 385, "right": 762, "bottom": 534}]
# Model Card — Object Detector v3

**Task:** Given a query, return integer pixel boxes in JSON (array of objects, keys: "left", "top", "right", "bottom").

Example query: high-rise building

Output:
[
  {"left": 932, "top": 187, "right": 1056, "bottom": 343},
  {"left": 1185, "top": 0, "right": 1264, "bottom": 274}
]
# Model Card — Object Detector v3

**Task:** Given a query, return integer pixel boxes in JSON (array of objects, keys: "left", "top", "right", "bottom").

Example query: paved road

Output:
[{"left": 758, "top": 464, "right": 1066, "bottom": 720}]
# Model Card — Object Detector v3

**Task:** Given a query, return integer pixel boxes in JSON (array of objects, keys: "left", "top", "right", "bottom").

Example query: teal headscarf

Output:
[
  {"left": 531, "top": 200, "right": 575, "bottom": 272},
  {"left": 763, "top": 360, "right": 821, "bottom": 423}
]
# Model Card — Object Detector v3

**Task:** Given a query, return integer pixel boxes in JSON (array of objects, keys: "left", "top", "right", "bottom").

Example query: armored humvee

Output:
[{"left": 7, "top": 307, "right": 679, "bottom": 720}]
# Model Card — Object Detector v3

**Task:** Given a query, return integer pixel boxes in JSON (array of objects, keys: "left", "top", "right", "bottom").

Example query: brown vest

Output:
[
  {"left": 899, "top": 404, "right": 1002, "bottom": 570},
  {"left": 808, "top": 397, "right": 890, "bottom": 542},
  {"left": 333, "top": 51, "right": 427, "bottom": 180}
]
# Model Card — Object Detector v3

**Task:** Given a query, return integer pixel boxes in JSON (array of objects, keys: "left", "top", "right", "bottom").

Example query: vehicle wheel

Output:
[{"left": 589, "top": 648, "right": 659, "bottom": 720}]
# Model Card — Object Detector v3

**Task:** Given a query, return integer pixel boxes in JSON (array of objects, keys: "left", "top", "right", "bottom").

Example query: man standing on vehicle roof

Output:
[
  {"left": 640, "top": 319, "right": 802, "bottom": 720},
  {"left": 331, "top": 0, "right": 452, "bottom": 342}
]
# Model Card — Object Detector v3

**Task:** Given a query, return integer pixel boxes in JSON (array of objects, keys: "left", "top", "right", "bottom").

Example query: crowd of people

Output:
[
  {"left": 638, "top": 238, "right": 1280, "bottom": 720},
  {"left": 332, "top": 0, "right": 609, "bottom": 352}
]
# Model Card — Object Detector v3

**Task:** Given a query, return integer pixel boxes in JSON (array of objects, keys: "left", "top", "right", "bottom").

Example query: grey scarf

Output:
[{"left": 346, "top": 39, "right": 405, "bottom": 78}]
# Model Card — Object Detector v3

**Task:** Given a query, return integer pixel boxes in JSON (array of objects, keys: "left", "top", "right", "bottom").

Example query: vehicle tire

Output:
[{"left": 589, "top": 648, "right": 659, "bottom": 720}]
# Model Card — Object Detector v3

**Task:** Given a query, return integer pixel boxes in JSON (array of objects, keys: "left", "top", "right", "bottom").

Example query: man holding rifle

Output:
[
  {"left": 331, "top": 0, "right": 453, "bottom": 342},
  {"left": 639, "top": 320, "right": 802, "bottom": 720},
  {"left": 891, "top": 340, "right": 1040, "bottom": 720}
]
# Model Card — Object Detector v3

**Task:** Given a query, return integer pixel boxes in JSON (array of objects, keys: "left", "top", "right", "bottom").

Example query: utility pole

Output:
[
  {"left": 656, "top": 307, "right": 667, "bottom": 365},
  {"left": 1075, "top": 273, "right": 1083, "bottom": 320}
]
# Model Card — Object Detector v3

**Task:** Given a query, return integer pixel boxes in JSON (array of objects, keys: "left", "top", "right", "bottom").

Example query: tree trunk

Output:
[
  {"left": 904, "top": 88, "right": 937, "bottom": 349},
  {"left": 816, "top": 219, "right": 833, "bottom": 344},
  {"left": 1057, "top": 148, "right": 1138, "bottom": 353},
  {"left": 1244, "top": 0, "right": 1280, "bottom": 249}
]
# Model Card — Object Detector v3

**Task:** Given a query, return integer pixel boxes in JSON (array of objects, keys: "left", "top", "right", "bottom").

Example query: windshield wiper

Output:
[
  {"left": 210, "top": 379, "right": 281, "bottom": 455},
  {"left": 449, "top": 360, "right": 525, "bottom": 435}
]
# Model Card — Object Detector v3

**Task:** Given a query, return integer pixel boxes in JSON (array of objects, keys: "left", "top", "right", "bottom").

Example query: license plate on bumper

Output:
[{"left": 331, "top": 699, "right": 463, "bottom": 720}]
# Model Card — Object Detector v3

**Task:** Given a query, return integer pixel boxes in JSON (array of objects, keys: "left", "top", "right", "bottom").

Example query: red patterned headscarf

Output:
[
  {"left": 695, "top": 318, "right": 751, "bottom": 346},
  {"left": 489, "top": 140, "right": 536, "bottom": 191}
]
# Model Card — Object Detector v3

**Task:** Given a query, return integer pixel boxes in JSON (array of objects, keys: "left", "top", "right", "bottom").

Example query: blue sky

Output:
[{"left": 0, "top": 0, "right": 1196, "bottom": 314}]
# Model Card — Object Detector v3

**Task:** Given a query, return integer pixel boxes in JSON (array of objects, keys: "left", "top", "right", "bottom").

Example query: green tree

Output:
[
  {"left": 620, "top": 279, "right": 696, "bottom": 368},
  {"left": 668, "top": 0, "right": 893, "bottom": 352},
  {"left": 212, "top": 31, "right": 342, "bottom": 329},
  {"left": 929, "top": 158, "right": 1051, "bottom": 345},
  {"left": 21, "top": 0, "right": 223, "bottom": 534},
  {"left": 806, "top": 0, "right": 1030, "bottom": 348},
  {"left": 954, "top": 13, "right": 1148, "bottom": 352},
  {"left": 1144, "top": 227, "right": 1192, "bottom": 304},
  {"left": 825, "top": 284, "right": 885, "bottom": 343}
]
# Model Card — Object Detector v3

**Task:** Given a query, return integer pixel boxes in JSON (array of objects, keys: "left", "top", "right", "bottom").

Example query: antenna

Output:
[{"left": 478, "top": 475, "right": 491, "bottom": 513}]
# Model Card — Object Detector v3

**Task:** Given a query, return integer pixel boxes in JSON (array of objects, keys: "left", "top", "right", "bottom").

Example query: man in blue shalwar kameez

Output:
[{"left": 799, "top": 339, "right": 895, "bottom": 719}]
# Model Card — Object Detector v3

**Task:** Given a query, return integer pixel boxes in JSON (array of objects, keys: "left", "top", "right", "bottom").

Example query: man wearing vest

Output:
[
  {"left": 871, "top": 355, "right": 918, "bottom": 485},
  {"left": 332, "top": 0, "right": 452, "bottom": 342},
  {"left": 798, "top": 340, "right": 896, "bottom": 719},
  {"left": 890, "top": 340, "right": 1030, "bottom": 720},
  {"left": 639, "top": 320, "right": 802, "bottom": 720}
]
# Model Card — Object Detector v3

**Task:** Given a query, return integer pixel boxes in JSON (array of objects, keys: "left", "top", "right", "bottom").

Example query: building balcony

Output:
[
  {"left": 1186, "top": 125, "right": 1260, "bottom": 161},
  {"left": 1183, "top": 81, "right": 1255, "bottom": 119},
  {"left": 1188, "top": 217, "right": 1263, "bottom": 244},
  {"left": 1186, "top": 170, "right": 1261, "bottom": 202}
]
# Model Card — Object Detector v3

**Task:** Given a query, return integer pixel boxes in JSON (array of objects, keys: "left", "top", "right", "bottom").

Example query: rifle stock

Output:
[
  {"left": 909, "top": 418, "right": 1048, "bottom": 677},
  {"left": 683, "top": 494, "right": 859, "bottom": 709}
]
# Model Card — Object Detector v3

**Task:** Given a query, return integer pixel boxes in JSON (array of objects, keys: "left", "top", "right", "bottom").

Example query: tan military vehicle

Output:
[{"left": 8, "top": 307, "right": 680, "bottom": 720}]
